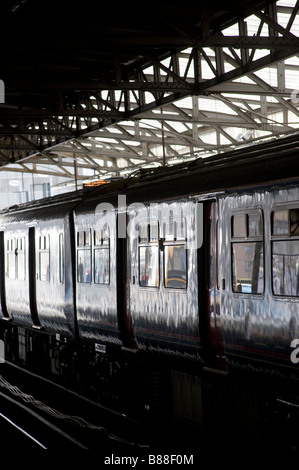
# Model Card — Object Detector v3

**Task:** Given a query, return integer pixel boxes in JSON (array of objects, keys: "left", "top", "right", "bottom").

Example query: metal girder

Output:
[{"left": 0, "top": 0, "right": 299, "bottom": 182}]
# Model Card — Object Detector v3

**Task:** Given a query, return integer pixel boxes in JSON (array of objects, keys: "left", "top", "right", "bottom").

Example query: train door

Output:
[
  {"left": 0, "top": 231, "right": 9, "bottom": 318},
  {"left": 204, "top": 201, "right": 223, "bottom": 362},
  {"left": 28, "top": 226, "right": 41, "bottom": 328},
  {"left": 116, "top": 214, "right": 136, "bottom": 350}
]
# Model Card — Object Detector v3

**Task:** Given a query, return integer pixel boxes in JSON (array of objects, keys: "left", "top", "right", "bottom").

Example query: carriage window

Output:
[
  {"left": 164, "top": 244, "right": 187, "bottom": 289},
  {"left": 16, "top": 237, "right": 25, "bottom": 281},
  {"left": 272, "top": 210, "right": 289, "bottom": 236},
  {"left": 77, "top": 230, "right": 91, "bottom": 283},
  {"left": 7, "top": 237, "right": 26, "bottom": 280},
  {"left": 272, "top": 208, "right": 299, "bottom": 237},
  {"left": 231, "top": 210, "right": 264, "bottom": 294},
  {"left": 94, "top": 249, "right": 109, "bottom": 284},
  {"left": 139, "top": 245, "right": 159, "bottom": 287},
  {"left": 77, "top": 250, "right": 91, "bottom": 283},
  {"left": 232, "top": 214, "right": 247, "bottom": 238},
  {"left": 291, "top": 209, "right": 299, "bottom": 236},
  {"left": 272, "top": 241, "right": 299, "bottom": 296},
  {"left": 7, "top": 238, "right": 16, "bottom": 279},
  {"left": 272, "top": 208, "right": 299, "bottom": 296},
  {"left": 232, "top": 242, "right": 264, "bottom": 294},
  {"left": 77, "top": 231, "right": 85, "bottom": 246},
  {"left": 163, "top": 217, "right": 187, "bottom": 290},
  {"left": 94, "top": 227, "right": 110, "bottom": 285},
  {"left": 39, "top": 235, "right": 50, "bottom": 282},
  {"left": 139, "top": 224, "right": 149, "bottom": 243},
  {"left": 248, "top": 212, "right": 263, "bottom": 237},
  {"left": 138, "top": 222, "right": 159, "bottom": 288},
  {"left": 59, "top": 233, "right": 64, "bottom": 284}
]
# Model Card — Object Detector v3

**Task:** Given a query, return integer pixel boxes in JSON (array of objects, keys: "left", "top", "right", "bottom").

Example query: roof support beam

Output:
[{"left": 0, "top": 0, "right": 298, "bottom": 177}]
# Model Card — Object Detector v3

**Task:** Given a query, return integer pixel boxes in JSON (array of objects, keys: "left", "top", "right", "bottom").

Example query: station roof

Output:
[{"left": 0, "top": 0, "right": 299, "bottom": 185}]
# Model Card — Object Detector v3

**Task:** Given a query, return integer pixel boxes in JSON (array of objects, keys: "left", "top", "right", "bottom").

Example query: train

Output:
[{"left": 2, "top": 133, "right": 299, "bottom": 446}]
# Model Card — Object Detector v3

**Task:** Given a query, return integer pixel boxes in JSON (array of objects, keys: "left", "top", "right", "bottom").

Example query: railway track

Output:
[
  {"left": 0, "top": 360, "right": 198, "bottom": 455},
  {"left": 0, "top": 360, "right": 297, "bottom": 461},
  {"left": 0, "top": 390, "right": 86, "bottom": 449},
  {"left": 0, "top": 409, "right": 47, "bottom": 449}
]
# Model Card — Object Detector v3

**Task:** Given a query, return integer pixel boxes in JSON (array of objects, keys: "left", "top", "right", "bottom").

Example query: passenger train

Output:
[{"left": 2, "top": 134, "right": 299, "bottom": 445}]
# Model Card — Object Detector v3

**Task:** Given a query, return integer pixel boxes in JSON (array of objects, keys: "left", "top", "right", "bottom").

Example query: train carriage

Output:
[
  {"left": 219, "top": 186, "right": 299, "bottom": 372},
  {"left": 127, "top": 198, "right": 201, "bottom": 356},
  {"left": 1, "top": 134, "right": 299, "bottom": 444},
  {"left": 0, "top": 195, "right": 81, "bottom": 368},
  {"left": 32, "top": 204, "right": 77, "bottom": 336},
  {"left": 73, "top": 199, "right": 120, "bottom": 345},
  {"left": 1, "top": 218, "right": 31, "bottom": 326}
]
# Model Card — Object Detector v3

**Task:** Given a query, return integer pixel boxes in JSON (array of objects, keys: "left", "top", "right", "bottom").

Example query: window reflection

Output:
[
  {"left": 40, "top": 252, "right": 50, "bottom": 282},
  {"left": 77, "top": 249, "right": 91, "bottom": 283},
  {"left": 7, "top": 249, "right": 15, "bottom": 279},
  {"left": 94, "top": 248, "right": 109, "bottom": 284},
  {"left": 7, "top": 237, "right": 26, "bottom": 280},
  {"left": 271, "top": 208, "right": 299, "bottom": 297},
  {"left": 59, "top": 233, "right": 64, "bottom": 284},
  {"left": 39, "top": 235, "right": 50, "bottom": 282},
  {"left": 139, "top": 246, "right": 159, "bottom": 287},
  {"left": 232, "top": 242, "right": 264, "bottom": 294},
  {"left": 272, "top": 240, "right": 299, "bottom": 296},
  {"left": 164, "top": 245, "right": 187, "bottom": 289}
]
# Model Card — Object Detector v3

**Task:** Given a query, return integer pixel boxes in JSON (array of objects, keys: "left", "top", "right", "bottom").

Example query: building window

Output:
[
  {"left": 272, "top": 208, "right": 299, "bottom": 296},
  {"left": 231, "top": 210, "right": 264, "bottom": 294}
]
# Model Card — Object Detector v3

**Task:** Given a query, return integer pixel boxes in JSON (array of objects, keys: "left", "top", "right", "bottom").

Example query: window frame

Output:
[
  {"left": 137, "top": 217, "right": 188, "bottom": 291},
  {"left": 163, "top": 217, "right": 187, "bottom": 291},
  {"left": 6, "top": 236, "right": 26, "bottom": 281},
  {"left": 59, "top": 232, "right": 64, "bottom": 284},
  {"left": 138, "top": 221, "right": 160, "bottom": 289},
  {"left": 7, "top": 238, "right": 16, "bottom": 280},
  {"left": 16, "top": 236, "right": 26, "bottom": 281},
  {"left": 94, "top": 227, "right": 110, "bottom": 285},
  {"left": 77, "top": 229, "right": 92, "bottom": 284},
  {"left": 163, "top": 241, "right": 187, "bottom": 290},
  {"left": 271, "top": 206, "right": 299, "bottom": 298},
  {"left": 39, "top": 234, "right": 50, "bottom": 282},
  {"left": 231, "top": 209, "right": 264, "bottom": 296}
]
